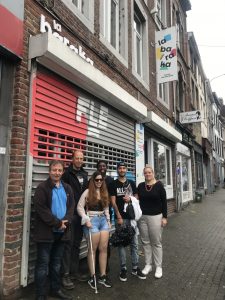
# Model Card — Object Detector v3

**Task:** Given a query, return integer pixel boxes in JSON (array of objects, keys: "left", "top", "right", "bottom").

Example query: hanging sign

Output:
[
  {"left": 155, "top": 27, "right": 177, "bottom": 84},
  {"left": 180, "top": 110, "right": 203, "bottom": 124}
]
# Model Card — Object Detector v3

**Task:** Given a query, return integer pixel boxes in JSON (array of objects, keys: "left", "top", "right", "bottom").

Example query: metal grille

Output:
[{"left": 26, "top": 67, "right": 135, "bottom": 283}]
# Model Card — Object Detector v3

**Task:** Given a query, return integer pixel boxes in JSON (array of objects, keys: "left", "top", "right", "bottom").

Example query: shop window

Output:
[
  {"left": 153, "top": 140, "right": 172, "bottom": 187},
  {"left": 195, "top": 153, "right": 203, "bottom": 188},
  {"left": 182, "top": 157, "right": 189, "bottom": 191},
  {"left": 62, "top": 0, "right": 94, "bottom": 32},
  {"left": 132, "top": 0, "right": 149, "bottom": 88},
  {"left": 100, "top": 0, "right": 128, "bottom": 62}
]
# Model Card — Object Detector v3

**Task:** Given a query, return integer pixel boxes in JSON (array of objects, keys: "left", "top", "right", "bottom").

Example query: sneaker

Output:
[
  {"left": 88, "top": 276, "right": 97, "bottom": 290},
  {"left": 62, "top": 275, "right": 75, "bottom": 290},
  {"left": 155, "top": 267, "right": 162, "bottom": 279},
  {"left": 131, "top": 267, "right": 146, "bottom": 279},
  {"left": 98, "top": 275, "right": 112, "bottom": 288},
  {"left": 142, "top": 264, "right": 152, "bottom": 275},
  {"left": 119, "top": 269, "right": 127, "bottom": 282}
]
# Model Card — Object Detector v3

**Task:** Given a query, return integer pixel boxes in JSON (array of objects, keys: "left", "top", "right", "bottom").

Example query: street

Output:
[{"left": 21, "top": 189, "right": 225, "bottom": 300}]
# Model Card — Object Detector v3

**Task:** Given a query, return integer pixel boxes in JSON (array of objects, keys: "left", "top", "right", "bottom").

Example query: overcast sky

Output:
[{"left": 187, "top": 1, "right": 225, "bottom": 103}]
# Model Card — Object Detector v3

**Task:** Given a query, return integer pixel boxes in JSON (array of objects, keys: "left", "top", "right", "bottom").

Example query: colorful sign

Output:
[
  {"left": 155, "top": 27, "right": 177, "bottom": 84},
  {"left": 135, "top": 123, "right": 145, "bottom": 185}
]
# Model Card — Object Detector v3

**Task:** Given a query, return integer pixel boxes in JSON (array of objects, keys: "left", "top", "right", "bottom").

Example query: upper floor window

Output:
[
  {"left": 100, "top": 0, "right": 128, "bottom": 63},
  {"left": 156, "top": 0, "right": 167, "bottom": 28},
  {"left": 158, "top": 82, "right": 169, "bottom": 107},
  {"left": 177, "top": 71, "right": 185, "bottom": 112},
  {"left": 132, "top": 0, "right": 149, "bottom": 88},
  {"left": 62, "top": 0, "right": 94, "bottom": 32},
  {"left": 176, "top": 11, "right": 184, "bottom": 54}
]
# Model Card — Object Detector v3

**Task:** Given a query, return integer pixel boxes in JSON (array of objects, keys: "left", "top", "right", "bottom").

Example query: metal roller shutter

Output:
[{"left": 27, "top": 67, "right": 135, "bottom": 283}]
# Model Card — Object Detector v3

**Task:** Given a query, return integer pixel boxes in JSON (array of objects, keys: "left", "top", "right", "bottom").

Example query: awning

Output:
[
  {"left": 144, "top": 111, "right": 182, "bottom": 143},
  {"left": 28, "top": 32, "right": 147, "bottom": 122}
]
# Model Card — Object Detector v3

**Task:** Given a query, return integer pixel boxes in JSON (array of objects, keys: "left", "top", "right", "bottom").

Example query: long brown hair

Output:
[{"left": 87, "top": 171, "right": 109, "bottom": 208}]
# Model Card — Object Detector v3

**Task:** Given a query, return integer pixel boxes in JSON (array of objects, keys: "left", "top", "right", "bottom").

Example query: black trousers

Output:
[{"left": 62, "top": 215, "right": 83, "bottom": 275}]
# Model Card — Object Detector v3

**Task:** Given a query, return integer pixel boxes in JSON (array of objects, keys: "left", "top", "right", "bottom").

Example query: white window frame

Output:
[
  {"left": 157, "top": 82, "right": 169, "bottom": 108},
  {"left": 156, "top": 0, "right": 167, "bottom": 28},
  {"left": 132, "top": 0, "right": 149, "bottom": 90},
  {"left": 99, "top": 0, "right": 128, "bottom": 66},
  {"left": 62, "top": 0, "right": 94, "bottom": 33},
  {"left": 147, "top": 138, "right": 173, "bottom": 198}
]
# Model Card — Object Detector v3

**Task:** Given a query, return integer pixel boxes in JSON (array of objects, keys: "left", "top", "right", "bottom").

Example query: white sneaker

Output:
[
  {"left": 155, "top": 267, "right": 162, "bottom": 279},
  {"left": 142, "top": 265, "right": 152, "bottom": 275}
]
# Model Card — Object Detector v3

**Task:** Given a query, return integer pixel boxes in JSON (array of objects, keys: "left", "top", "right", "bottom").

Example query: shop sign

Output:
[
  {"left": 180, "top": 110, "right": 202, "bottom": 124},
  {"left": 40, "top": 14, "right": 94, "bottom": 66},
  {"left": 135, "top": 123, "right": 145, "bottom": 185}
]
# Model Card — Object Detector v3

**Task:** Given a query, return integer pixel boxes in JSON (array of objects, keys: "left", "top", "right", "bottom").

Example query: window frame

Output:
[
  {"left": 99, "top": 0, "right": 128, "bottom": 66},
  {"left": 157, "top": 82, "right": 170, "bottom": 108},
  {"left": 132, "top": 0, "right": 149, "bottom": 89},
  {"left": 61, "top": 0, "right": 94, "bottom": 33}
]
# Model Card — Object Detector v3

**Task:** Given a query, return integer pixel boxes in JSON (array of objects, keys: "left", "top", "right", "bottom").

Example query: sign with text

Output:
[
  {"left": 180, "top": 110, "right": 203, "bottom": 124},
  {"left": 155, "top": 27, "right": 177, "bottom": 84}
]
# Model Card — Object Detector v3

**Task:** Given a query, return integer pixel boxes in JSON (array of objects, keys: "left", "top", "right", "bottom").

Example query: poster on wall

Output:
[
  {"left": 155, "top": 26, "right": 177, "bottom": 84},
  {"left": 135, "top": 123, "right": 145, "bottom": 185}
]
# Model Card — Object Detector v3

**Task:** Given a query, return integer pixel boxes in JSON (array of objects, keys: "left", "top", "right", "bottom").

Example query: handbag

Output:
[
  {"left": 109, "top": 224, "right": 135, "bottom": 247},
  {"left": 126, "top": 201, "right": 135, "bottom": 220}
]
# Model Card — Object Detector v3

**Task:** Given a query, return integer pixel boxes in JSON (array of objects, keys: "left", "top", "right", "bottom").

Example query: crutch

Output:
[{"left": 88, "top": 229, "right": 98, "bottom": 294}]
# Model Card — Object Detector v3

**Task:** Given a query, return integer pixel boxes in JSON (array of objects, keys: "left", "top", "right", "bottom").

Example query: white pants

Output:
[{"left": 138, "top": 214, "right": 163, "bottom": 268}]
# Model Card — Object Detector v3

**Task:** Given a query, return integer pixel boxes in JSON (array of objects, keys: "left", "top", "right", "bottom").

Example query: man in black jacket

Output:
[
  {"left": 34, "top": 160, "right": 74, "bottom": 300},
  {"left": 61, "top": 150, "right": 88, "bottom": 289}
]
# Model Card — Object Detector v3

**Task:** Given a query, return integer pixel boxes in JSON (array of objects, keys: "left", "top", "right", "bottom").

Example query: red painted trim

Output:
[{"left": 0, "top": 5, "right": 23, "bottom": 57}]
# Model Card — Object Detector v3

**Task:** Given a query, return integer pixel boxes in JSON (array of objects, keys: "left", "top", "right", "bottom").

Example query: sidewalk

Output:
[{"left": 20, "top": 189, "right": 225, "bottom": 300}]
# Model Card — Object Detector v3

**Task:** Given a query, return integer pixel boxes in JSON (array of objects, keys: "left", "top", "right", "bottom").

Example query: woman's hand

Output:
[
  {"left": 161, "top": 218, "right": 167, "bottom": 227},
  {"left": 85, "top": 221, "right": 92, "bottom": 228}
]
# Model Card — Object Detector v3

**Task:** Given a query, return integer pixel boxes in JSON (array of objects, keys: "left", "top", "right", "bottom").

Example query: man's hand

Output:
[
  {"left": 123, "top": 195, "right": 131, "bottom": 203},
  {"left": 59, "top": 220, "right": 68, "bottom": 230},
  {"left": 117, "top": 217, "right": 123, "bottom": 225}
]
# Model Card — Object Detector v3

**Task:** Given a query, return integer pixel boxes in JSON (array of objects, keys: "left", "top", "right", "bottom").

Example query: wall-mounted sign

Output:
[
  {"left": 40, "top": 15, "right": 94, "bottom": 66},
  {"left": 180, "top": 110, "right": 202, "bottom": 124},
  {"left": 135, "top": 123, "right": 145, "bottom": 185},
  {"left": 155, "top": 26, "right": 177, "bottom": 84}
]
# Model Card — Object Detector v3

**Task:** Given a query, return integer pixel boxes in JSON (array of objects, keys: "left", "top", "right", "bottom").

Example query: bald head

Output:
[{"left": 72, "top": 150, "right": 84, "bottom": 170}]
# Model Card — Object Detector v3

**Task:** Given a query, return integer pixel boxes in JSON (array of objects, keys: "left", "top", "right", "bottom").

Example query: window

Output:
[
  {"left": 156, "top": 0, "right": 167, "bottom": 28},
  {"left": 62, "top": 0, "right": 94, "bottom": 32},
  {"left": 176, "top": 11, "right": 184, "bottom": 53},
  {"left": 177, "top": 71, "right": 185, "bottom": 112},
  {"left": 134, "top": 12, "right": 143, "bottom": 76},
  {"left": 132, "top": 1, "right": 149, "bottom": 88},
  {"left": 158, "top": 82, "right": 169, "bottom": 106},
  {"left": 153, "top": 141, "right": 172, "bottom": 186},
  {"left": 100, "top": 0, "right": 128, "bottom": 63}
]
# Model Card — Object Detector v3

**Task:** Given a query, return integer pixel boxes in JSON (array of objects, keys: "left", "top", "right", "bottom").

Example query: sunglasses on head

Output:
[{"left": 95, "top": 178, "right": 103, "bottom": 182}]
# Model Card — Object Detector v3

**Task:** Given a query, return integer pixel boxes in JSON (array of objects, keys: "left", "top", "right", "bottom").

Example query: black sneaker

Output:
[
  {"left": 131, "top": 267, "right": 146, "bottom": 279},
  {"left": 88, "top": 276, "right": 97, "bottom": 290},
  {"left": 62, "top": 275, "right": 75, "bottom": 290},
  {"left": 98, "top": 275, "right": 112, "bottom": 288},
  {"left": 119, "top": 269, "right": 127, "bottom": 282}
]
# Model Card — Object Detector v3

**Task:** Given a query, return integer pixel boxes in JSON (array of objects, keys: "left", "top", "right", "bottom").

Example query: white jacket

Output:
[{"left": 123, "top": 196, "right": 142, "bottom": 233}]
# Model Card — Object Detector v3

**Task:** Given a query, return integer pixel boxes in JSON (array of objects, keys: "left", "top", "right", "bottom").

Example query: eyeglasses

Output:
[{"left": 95, "top": 178, "right": 103, "bottom": 182}]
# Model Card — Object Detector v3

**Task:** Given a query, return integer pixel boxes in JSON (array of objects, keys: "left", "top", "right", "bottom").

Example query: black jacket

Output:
[
  {"left": 33, "top": 177, "right": 75, "bottom": 242},
  {"left": 61, "top": 164, "right": 88, "bottom": 213}
]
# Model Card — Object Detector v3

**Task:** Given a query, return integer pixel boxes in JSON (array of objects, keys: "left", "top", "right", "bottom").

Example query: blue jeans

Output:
[
  {"left": 117, "top": 219, "right": 139, "bottom": 270},
  {"left": 35, "top": 235, "right": 65, "bottom": 297}
]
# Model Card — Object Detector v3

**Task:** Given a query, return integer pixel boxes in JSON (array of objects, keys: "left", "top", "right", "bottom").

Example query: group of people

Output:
[{"left": 34, "top": 150, "right": 167, "bottom": 300}]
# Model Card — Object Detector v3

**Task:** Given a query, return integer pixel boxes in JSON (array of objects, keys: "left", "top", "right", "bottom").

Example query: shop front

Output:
[{"left": 21, "top": 20, "right": 147, "bottom": 286}]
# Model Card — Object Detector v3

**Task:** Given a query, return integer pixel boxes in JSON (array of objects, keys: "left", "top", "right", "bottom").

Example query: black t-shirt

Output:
[
  {"left": 109, "top": 179, "right": 137, "bottom": 219},
  {"left": 137, "top": 181, "right": 167, "bottom": 218}
]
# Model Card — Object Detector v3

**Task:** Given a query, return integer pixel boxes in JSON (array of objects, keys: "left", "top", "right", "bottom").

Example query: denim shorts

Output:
[{"left": 83, "top": 215, "right": 109, "bottom": 235}]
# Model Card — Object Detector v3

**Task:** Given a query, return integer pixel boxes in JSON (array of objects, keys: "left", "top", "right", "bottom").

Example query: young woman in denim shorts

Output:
[{"left": 77, "top": 171, "right": 112, "bottom": 289}]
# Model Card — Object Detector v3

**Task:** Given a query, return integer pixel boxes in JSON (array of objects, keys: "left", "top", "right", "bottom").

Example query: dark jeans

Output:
[
  {"left": 62, "top": 214, "right": 83, "bottom": 275},
  {"left": 35, "top": 235, "right": 65, "bottom": 297}
]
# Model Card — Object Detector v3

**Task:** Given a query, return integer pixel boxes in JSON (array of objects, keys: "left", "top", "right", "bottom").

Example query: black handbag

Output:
[
  {"left": 126, "top": 202, "right": 135, "bottom": 220},
  {"left": 109, "top": 224, "right": 135, "bottom": 247}
]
